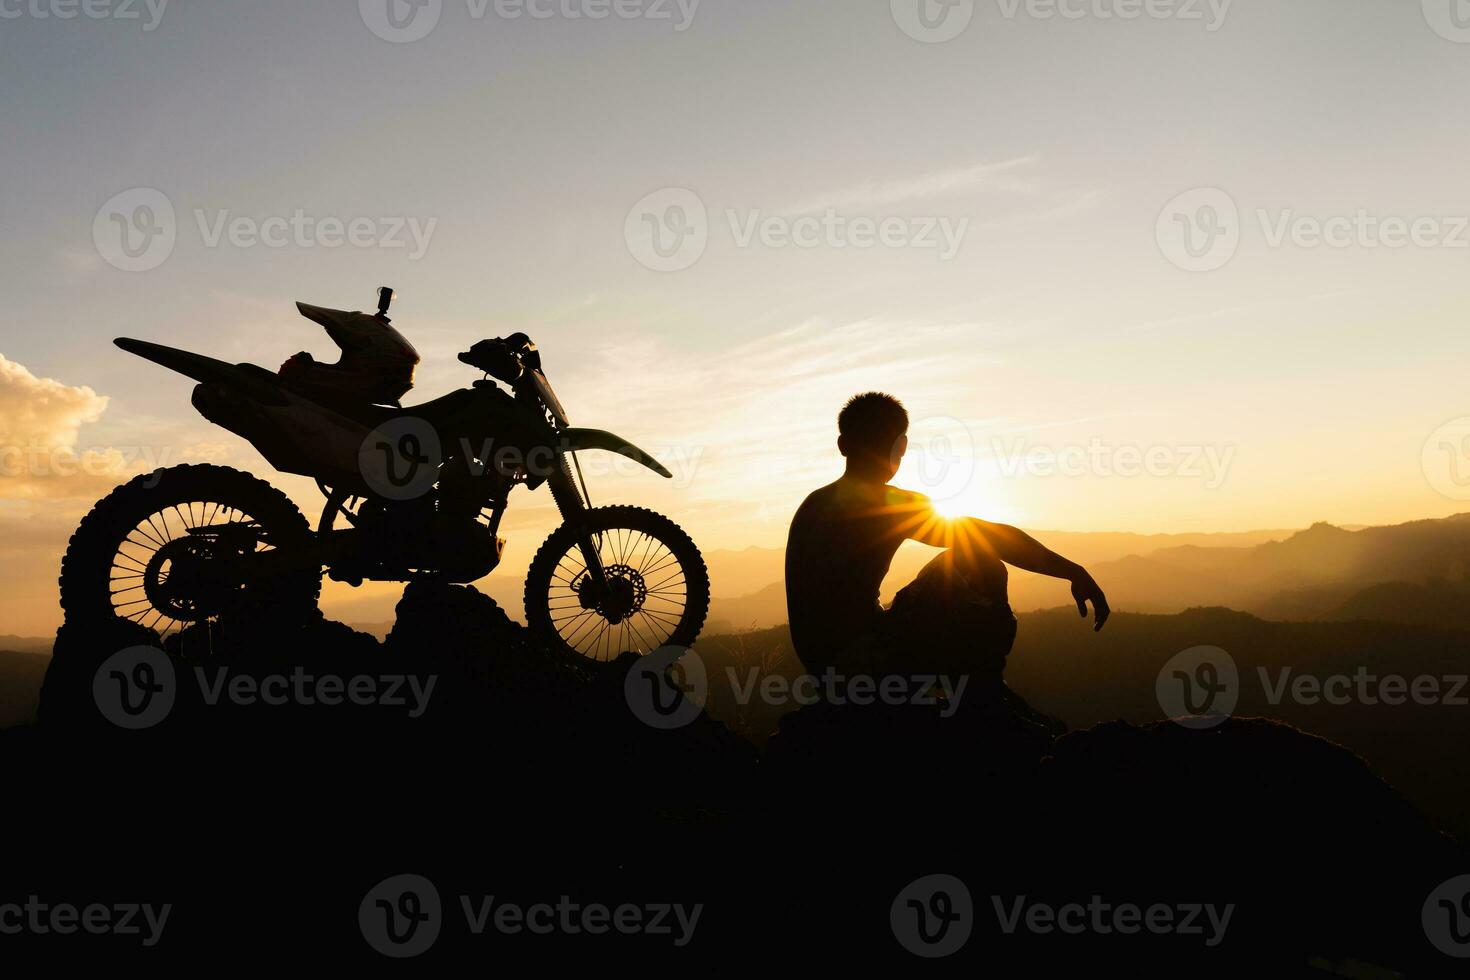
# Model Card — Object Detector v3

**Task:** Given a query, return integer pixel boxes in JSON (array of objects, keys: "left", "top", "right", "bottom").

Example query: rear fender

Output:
[{"left": 115, "top": 338, "right": 290, "bottom": 406}]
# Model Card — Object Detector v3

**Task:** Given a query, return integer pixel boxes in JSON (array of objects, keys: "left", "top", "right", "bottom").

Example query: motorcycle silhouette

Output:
[{"left": 60, "top": 288, "right": 709, "bottom": 661}]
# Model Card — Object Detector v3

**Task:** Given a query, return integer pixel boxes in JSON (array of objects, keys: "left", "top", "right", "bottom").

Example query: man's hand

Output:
[{"left": 1071, "top": 571, "right": 1110, "bottom": 632}]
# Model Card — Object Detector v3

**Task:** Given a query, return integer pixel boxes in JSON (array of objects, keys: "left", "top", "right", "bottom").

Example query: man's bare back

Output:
[
  {"left": 785, "top": 476, "right": 1007, "bottom": 673},
  {"left": 784, "top": 393, "right": 1108, "bottom": 682}
]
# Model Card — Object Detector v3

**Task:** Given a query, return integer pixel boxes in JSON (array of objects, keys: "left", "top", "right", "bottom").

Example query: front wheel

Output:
[{"left": 524, "top": 506, "right": 709, "bottom": 662}]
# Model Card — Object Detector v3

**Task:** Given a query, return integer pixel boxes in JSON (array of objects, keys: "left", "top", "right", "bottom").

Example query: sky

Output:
[{"left": 3, "top": 0, "right": 1470, "bottom": 634}]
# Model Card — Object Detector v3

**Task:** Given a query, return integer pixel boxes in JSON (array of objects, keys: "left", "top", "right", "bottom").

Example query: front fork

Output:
[{"left": 547, "top": 452, "right": 609, "bottom": 597}]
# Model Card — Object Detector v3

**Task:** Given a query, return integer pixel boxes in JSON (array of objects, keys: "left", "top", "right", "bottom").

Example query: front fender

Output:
[{"left": 562, "top": 428, "right": 673, "bottom": 479}]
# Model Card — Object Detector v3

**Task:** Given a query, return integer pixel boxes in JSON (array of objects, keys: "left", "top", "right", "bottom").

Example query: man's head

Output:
[{"left": 837, "top": 392, "right": 909, "bottom": 481}]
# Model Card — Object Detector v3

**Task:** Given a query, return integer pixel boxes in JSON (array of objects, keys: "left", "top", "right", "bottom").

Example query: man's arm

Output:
[
  {"left": 898, "top": 496, "right": 1110, "bottom": 631},
  {"left": 960, "top": 518, "right": 1111, "bottom": 631}
]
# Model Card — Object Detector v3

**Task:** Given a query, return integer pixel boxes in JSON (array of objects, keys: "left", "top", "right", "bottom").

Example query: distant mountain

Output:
[
  {"left": 702, "top": 546, "right": 788, "bottom": 599},
  {"left": 1328, "top": 580, "right": 1470, "bottom": 627},
  {"left": 706, "top": 582, "right": 787, "bottom": 635},
  {"left": 1058, "top": 514, "right": 1470, "bottom": 623},
  {"left": 0, "top": 649, "right": 49, "bottom": 727},
  {"left": 704, "top": 526, "right": 1301, "bottom": 630},
  {"left": 708, "top": 514, "right": 1470, "bottom": 631},
  {"left": 0, "top": 635, "right": 53, "bottom": 655}
]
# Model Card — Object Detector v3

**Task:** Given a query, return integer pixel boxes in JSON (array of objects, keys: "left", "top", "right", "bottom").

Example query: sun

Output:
[
  {"left": 931, "top": 495, "right": 967, "bottom": 519},
  {"left": 926, "top": 483, "right": 1024, "bottom": 525}
]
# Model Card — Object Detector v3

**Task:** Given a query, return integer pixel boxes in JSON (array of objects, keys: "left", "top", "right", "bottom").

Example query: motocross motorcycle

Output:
[{"left": 59, "top": 288, "right": 709, "bottom": 662}]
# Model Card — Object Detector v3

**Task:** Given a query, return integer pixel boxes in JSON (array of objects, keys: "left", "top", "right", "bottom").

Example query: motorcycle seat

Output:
[{"left": 340, "top": 389, "right": 480, "bottom": 432}]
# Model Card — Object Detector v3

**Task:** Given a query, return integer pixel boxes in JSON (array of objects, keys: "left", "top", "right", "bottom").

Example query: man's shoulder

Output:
[
  {"left": 879, "top": 485, "right": 934, "bottom": 517},
  {"left": 791, "top": 481, "right": 842, "bottom": 522},
  {"left": 792, "top": 480, "right": 929, "bottom": 521}
]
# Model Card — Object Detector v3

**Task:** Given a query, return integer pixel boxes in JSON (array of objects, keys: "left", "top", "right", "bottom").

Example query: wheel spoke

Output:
[
  {"left": 636, "top": 610, "right": 674, "bottom": 644},
  {"left": 644, "top": 571, "right": 688, "bottom": 594},
  {"left": 637, "top": 555, "right": 681, "bottom": 580},
  {"left": 565, "top": 612, "right": 605, "bottom": 651},
  {"left": 638, "top": 607, "right": 681, "bottom": 628}
]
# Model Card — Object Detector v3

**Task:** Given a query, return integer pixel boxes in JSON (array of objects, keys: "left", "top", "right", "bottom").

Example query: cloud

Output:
[
  {"left": 553, "top": 318, "right": 1009, "bottom": 523},
  {"left": 785, "top": 156, "right": 1040, "bottom": 214},
  {"left": 0, "top": 356, "right": 245, "bottom": 633},
  {"left": 55, "top": 247, "right": 105, "bottom": 277},
  {"left": 0, "top": 354, "right": 129, "bottom": 499},
  {"left": 978, "top": 186, "right": 1110, "bottom": 228}
]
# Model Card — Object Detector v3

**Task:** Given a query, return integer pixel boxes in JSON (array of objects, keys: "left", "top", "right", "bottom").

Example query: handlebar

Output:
[{"left": 458, "top": 334, "right": 538, "bottom": 383}]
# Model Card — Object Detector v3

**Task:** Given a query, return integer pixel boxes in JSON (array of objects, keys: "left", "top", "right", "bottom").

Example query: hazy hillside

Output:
[
  {"left": 705, "top": 582, "right": 787, "bottom": 635},
  {"left": 705, "top": 527, "right": 1294, "bottom": 598},
  {"left": 1071, "top": 515, "right": 1470, "bottom": 620},
  {"left": 0, "top": 650, "right": 48, "bottom": 727},
  {"left": 0, "top": 635, "right": 52, "bottom": 656},
  {"left": 708, "top": 514, "right": 1470, "bottom": 631},
  {"left": 331, "top": 525, "right": 1311, "bottom": 633}
]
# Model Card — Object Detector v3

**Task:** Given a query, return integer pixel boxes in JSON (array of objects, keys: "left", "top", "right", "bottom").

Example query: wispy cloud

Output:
[
  {"left": 55, "top": 247, "right": 104, "bottom": 277},
  {"left": 785, "top": 156, "right": 1041, "bottom": 214},
  {"left": 554, "top": 318, "right": 1011, "bottom": 524},
  {"left": 976, "top": 186, "right": 1111, "bottom": 228}
]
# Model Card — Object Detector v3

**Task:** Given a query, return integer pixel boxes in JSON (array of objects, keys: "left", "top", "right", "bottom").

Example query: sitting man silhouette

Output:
[{"left": 785, "top": 392, "right": 1109, "bottom": 703}]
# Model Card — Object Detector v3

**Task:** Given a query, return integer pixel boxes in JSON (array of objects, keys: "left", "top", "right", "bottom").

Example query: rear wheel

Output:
[
  {"left": 524, "top": 506, "right": 709, "bottom": 662},
  {"left": 59, "top": 464, "right": 320, "bottom": 637}
]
